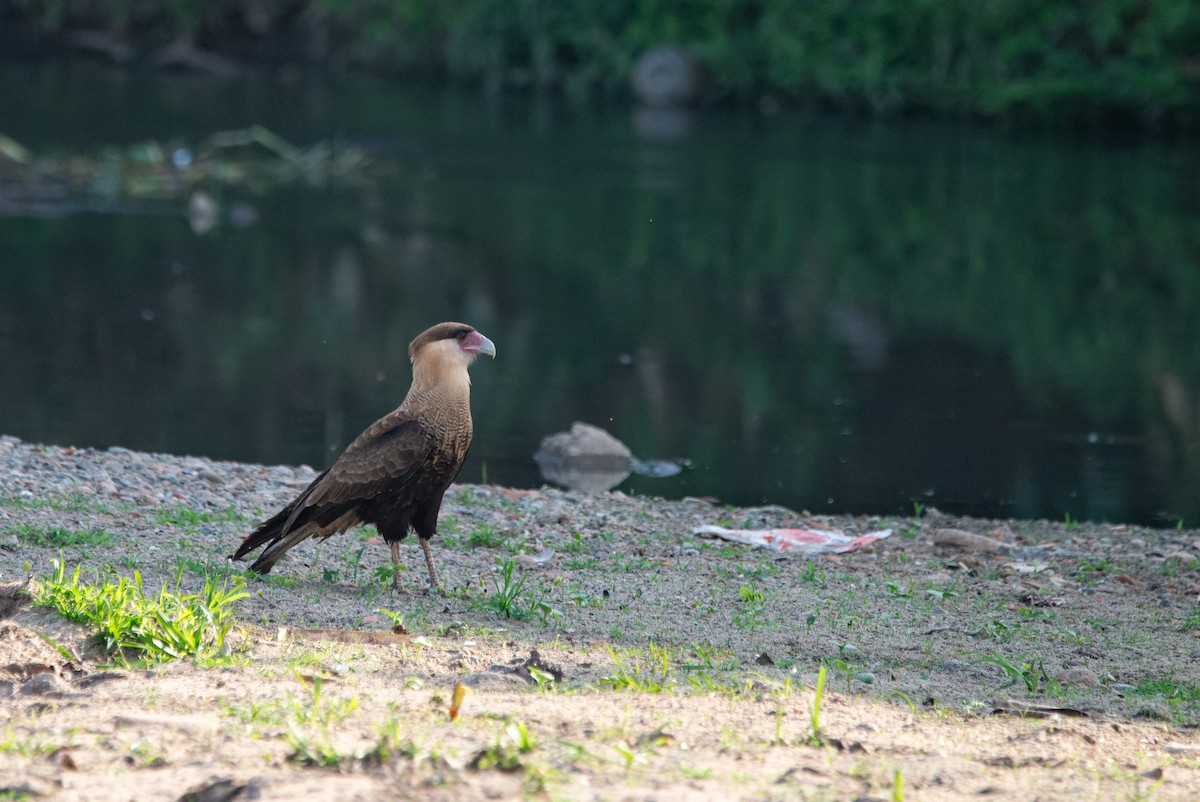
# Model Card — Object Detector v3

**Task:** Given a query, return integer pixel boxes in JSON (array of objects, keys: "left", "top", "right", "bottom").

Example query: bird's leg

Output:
[
  {"left": 419, "top": 537, "right": 443, "bottom": 595},
  {"left": 389, "top": 540, "right": 406, "bottom": 594}
]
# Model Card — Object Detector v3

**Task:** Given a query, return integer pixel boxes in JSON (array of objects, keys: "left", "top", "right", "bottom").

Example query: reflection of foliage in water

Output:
[{"left": 1, "top": 100, "right": 1197, "bottom": 523}]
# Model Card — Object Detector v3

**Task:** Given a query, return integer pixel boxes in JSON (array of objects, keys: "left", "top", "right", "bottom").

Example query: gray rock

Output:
[
  {"left": 20, "top": 672, "right": 67, "bottom": 696},
  {"left": 933, "top": 528, "right": 1006, "bottom": 554},
  {"left": 534, "top": 422, "right": 633, "bottom": 493},
  {"left": 1055, "top": 667, "right": 1101, "bottom": 687},
  {"left": 75, "top": 670, "right": 127, "bottom": 689},
  {"left": 461, "top": 671, "right": 529, "bottom": 690}
]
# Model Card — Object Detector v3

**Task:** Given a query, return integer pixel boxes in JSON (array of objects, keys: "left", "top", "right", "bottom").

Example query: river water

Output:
[{"left": 2, "top": 62, "right": 1198, "bottom": 525}]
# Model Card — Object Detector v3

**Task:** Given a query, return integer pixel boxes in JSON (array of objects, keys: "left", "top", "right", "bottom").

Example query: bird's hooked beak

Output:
[{"left": 461, "top": 331, "right": 497, "bottom": 358}]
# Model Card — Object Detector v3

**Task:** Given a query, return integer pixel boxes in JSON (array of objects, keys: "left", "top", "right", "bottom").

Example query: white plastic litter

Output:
[{"left": 693, "top": 525, "right": 892, "bottom": 555}]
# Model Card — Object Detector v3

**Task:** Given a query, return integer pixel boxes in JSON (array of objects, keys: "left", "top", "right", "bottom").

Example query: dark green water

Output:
[{"left": 2, "top": 62, "right": 1198, "bottom": 525}]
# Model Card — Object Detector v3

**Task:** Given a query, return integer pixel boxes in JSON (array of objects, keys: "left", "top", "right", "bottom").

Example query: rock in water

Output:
[{"left": 534, "top": 422, "right": 634, "bottom": 493}]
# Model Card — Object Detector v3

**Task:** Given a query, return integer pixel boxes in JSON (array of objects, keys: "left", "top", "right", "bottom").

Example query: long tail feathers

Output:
[
  {"left": 246, "top": 522, "right": 321, "bottom": 574},
  {"left": 230, "top": 505, "right": 299, "bottom": 574},
  {"left": 231, "top": 498, "right": 360, "bottom": 575}
]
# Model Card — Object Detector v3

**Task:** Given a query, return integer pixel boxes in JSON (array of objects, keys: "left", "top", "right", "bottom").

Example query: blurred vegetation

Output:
[{"left": 2, "top": 0, "right": 1199, "bottom": 128}]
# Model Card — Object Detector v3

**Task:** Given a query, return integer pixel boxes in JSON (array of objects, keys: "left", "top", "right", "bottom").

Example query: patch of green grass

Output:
[
  {"left": 0, "top": 493, "right": 111, "bottom": 513},
  {"left": 567, "top": 591, "right": 604, "bottom": 609},
  {"left": 1183, "top": 607, "right": 1200, "bottom": 632},
  {"left": 600, "top": 643, "right": 750, "bottom": 696},
  {"left": 1160, "top": 556, "right": 1200, "bottom": 577},
  {"left": 0, "top": 725, "right": 63, "bottom": 760},
  {"left": 32, "top": 560, "right": 247, "bottom": 664},
  {"left": 1127, "top": 678, "right": 1200, "bottom": 709},
  {"left": 615, "top": 557, "right": 656, "bottom": 572},
  {"left": 148, "top": 504, "right": 248, "bottom": 527},
  {"left": 287, "top": 677, "right": 360, "bottom": 727},
  {"left": 733, "top": 583, "right": 767, "bottom": 630},
  {"left": 472, "top": 720, "right": 536, "bottom": 772},
  {"left": 681, "top": 643, "right": 740, "bottom": 672},
  {"left": 468, "top": 558, "right": 556, "bottom": 624},
  {"left": 225, "top": 676, "right": 370, "bottom": 766},
  {"left": 1076, "top": 555, "right": 1115, "bottom": 574},
  {"left": 6, "top": 522, "right": 111, "bottom": 547},
  {"left": 177, "top": 556, "right": 299, "bottom": 589},
  {"left": 467, "top": 524, "right": 508, "bottom": 549},
  {"left": 562, "top": 532, "right": 589, "bottom": 554},
  {"left": 600, "top": 643, "right": 676, "bottom": 693}
]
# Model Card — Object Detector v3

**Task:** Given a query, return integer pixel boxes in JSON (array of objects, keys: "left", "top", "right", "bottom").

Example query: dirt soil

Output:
[{"left": 1, "top": 438, "right": 1199, "bottom": 801}]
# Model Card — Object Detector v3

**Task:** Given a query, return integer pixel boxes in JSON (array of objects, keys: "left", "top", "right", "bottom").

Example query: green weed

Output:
[
  {"left": 32, "top": 559, "right": 247, "bottom": 664},
  {"left": 468, "top": 558, "right": 556, "bottom": 624},
  {"left": 7, "top": 522, "right": 110, "bottom": 548},
  {"left": 177, "top": 556, "right": 298, "bottom": 589},
  {"left": 809, "top": 665, "right": 827, "bottom": 746},
  {"left": 733, "top": 584, "right": 766, "bottom": 630},
  {"left": 148, "top": 504, "right": 248, "bottom": 527},
  {"left": 1183, "top": 607, "right": 1200, "bottom": 632},
  {"left": 800, "top": 560, "right": 826, "bottom": 584},
  {"left": 0, "top": 494, "right": 110, "bottom": 513},
  {"left": 1126, "top": 678, "right": 1200, "bottom": 712},
  {"left": 562, "top": 532, "right": 589, "bottom": 554},
  {"left": 973, "top": 651, "right": 1057, "bottom": 696},
  {"left": 600, "top": 643, "right": 675, "bottom": 693}
]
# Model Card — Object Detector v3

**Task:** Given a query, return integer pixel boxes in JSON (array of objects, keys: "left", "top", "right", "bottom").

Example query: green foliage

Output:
[
  {"left": 3, "top": 0, "right": 1197, "bottom": 126},
  {"left": 31, "top": 560, "right": 247, "bottom": 664}
]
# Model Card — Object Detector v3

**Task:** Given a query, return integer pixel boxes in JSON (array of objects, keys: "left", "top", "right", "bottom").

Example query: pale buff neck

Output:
[{"left": 404, "top": 341, "right": 474, "bottom": 434}]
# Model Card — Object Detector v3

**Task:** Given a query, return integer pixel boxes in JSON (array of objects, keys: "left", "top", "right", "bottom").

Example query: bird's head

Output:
[{"left": 408, "top": 322, "right": 496, "bottom": 388}]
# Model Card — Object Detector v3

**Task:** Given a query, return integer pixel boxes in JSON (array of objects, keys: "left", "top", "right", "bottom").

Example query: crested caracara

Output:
[{"left": 231, "top": 321, "right": 496, "bottom": 593}]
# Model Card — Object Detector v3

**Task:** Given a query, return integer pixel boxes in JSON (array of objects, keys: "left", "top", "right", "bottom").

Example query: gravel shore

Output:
[{"left": 3, "top": 434, "right": 1200, "bottom": 801}]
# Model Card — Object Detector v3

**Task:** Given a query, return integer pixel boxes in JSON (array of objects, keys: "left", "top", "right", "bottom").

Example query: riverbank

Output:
[
  {"left": 2, "top": 1, "right": 1198, "bottom": 131},
  {"left": 2, "top": 434, "right": 1199, "bottom": 800}
]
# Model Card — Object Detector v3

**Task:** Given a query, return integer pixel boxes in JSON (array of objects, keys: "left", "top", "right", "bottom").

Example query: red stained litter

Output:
[{"left": 693, "top": 525, "right": 892, "bottom": 555}]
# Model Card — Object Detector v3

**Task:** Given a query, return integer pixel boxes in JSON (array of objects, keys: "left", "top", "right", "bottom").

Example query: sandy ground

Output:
[{"left": 2, "top": 438, "right": 1200, "bottom": 800}]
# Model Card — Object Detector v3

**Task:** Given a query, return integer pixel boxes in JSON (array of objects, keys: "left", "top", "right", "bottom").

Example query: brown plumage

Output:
[{"left": 231, "top": 322, "right": 496, "bottom": 592}]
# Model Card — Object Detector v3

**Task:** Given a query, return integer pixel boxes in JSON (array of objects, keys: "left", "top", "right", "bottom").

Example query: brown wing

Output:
[{"left": 281, "top": 415, "right": 435, "bottom": 532}]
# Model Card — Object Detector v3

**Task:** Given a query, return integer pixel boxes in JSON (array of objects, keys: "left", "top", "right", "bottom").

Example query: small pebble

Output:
[{"left": 1055, "top": 667, "right": 1101, "bottom": 687}]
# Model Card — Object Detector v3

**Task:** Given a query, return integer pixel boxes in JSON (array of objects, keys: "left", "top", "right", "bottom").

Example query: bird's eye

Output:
[{"left": 455, "top": 330, "right": 469, "bottom": 341}]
